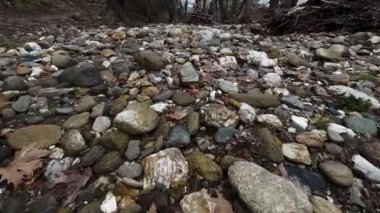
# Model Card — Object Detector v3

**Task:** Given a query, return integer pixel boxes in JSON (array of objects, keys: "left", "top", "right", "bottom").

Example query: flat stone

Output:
[
  {"left": 228, "top": 161, "right": 312, "bottom": 213},
  {"left": 286, "top": 165, "right": 326, "bottom": 192},
  {"left": 99, "top": 130, "right": 130, "bottom": 152},
  {"left": 281, "top": 95, "right": 305, "bottom": 110},
  {"left": 38, "top": 88, "right": 75, "bottom": 97},
  {"left": 165, "top": 125, "right": 191, "bottom": 148},
  {"left": 7, "top": 125, "right": 62, "bottom": 149},
  {"left": 24, "top": 115, "right": 44, "bottom": 124},
  {"left": 114, "top": 102, "right": 159, "bottom": 135},
  {"left": 11, "top": 95, "right": 32, "bottom": 113},
  {"left": 92, "top": 116, "right": 111, "bottom": 132},
  {"left": 257, "top": 114, "right": 283, "bottom": 128},
  {"left": 58, "top": 63, "right": 105, "bottom": 87},
  {"left": 282, "top": 143, "right": 311, "bottom": 165},
  {"left": 230, "top": 92, "right": 280, "bottom": 108},
  {"left": 328, "top": 85, "right": 380, "bottom": 108},
  {"left": 125, "top": 140, "right": 140, "bottom": 161},
  {"left": 56, "top": 107, "right": 74, "bottom": 115},
  {"left": 218, "top": 79, "right": 238, "bottom": 94},
  {"left": 180, "top": 62, "right": 199, "bottom": 85},
  {"left": 263, "top": 73, "right": 282, "bottom": 87},
  {"left": 80, "top": 145, "right": 106, "bottom": 167},
  {"left": 171, "top": 91, "right": 195, "bottom": 106},
  {"left": 3, "top": 76, "right": 27, "bottom": 91},
  {"left": 296, "top": 132, "right": 324, "bottom": 148},
  {"left": 214, "top": 127, "right": 236, "bottom": 144},
  {"left": 75, "top": 95, "right": 97, "bottom": 113},
  {"left": 187, "top": 112, "right": 200, "bottom": 135},
  {"left": 327, "top": 123, "right": 356, "bottom": 143},
  {"left": 93, "top": 151, "right": 123, "bottom": 174},
  {"left": 360, "top": 140, "right": 380, "bottom": 166},
  {"left": 319, "top": 161, "right": 354, "bottom": 187},
  {"left": 257, "top": 128, "right": 284, "bottom": 163},
  {"left": 187, "top": 149, "right": 223, "bottom": 182},
  {"left": 344, "top": 117, "right": 378, "bottom": 136},
  {"left": 63, "top": 112, "right": 90, "bottom": 129},
  {"left": 311, "top": 196, "right": 342, "bottom": 213},
  {"left": 142, "top": 148, "right": 188, "bottom": 191},
  {"left": 51, "top": 51, "right": 78, "bottom": 69},
  {"left": 134, "top": 50, "right": 169, "bottom": 71},
  {"left": 291, "top": 115, "right": 309, "bottom": 131},
  {"left": 117, "top": 162, "right": 142, "bottom": 179}
]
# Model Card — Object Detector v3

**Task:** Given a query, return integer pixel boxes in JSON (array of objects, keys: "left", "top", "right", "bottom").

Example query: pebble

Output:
[
  {"left": 117, "top": 162, "right": 142, "bottom": 179},
  {"left": 92, "top": 116, "right": 111, "bottom": 132},
  {"left": 263, "top": 73, "right": 282, "bottom": 87},
  {"left": 291, "top": 115, "right": 308, "bottom": 131},
  {"left": 319, "top": 161, "right": 354, "bottom": 187},
  {"left": 93, "top": 151, "right": 123, "bottom": 174},
  {"left": 296, "top": 131, "right": 324, "bottom": 148},
  {"left": 327, "top": 123, "right": 356, "bottom": 143},
  {"left": 187, "top": 149, "right": 223, "bottom": 182},
  {"left": 171, "top": 91, "right": 195, "bottom": 106},
  {"left": 63, "top": 112, "right": 90, "bottom": 129},
  {"left": 218, "top": 79, "right": 238, "bottom": 94},
  {"left": 257, "top": 114, "right": 283, "bottom": 127},
  {"left": 75, "top": 95, "right": 97, "bottom": 112},
  {"left": 281, "top": 95, "right": 305, "bottom": 110},
  {"left": 257, "top": 128, "right": 284, "bottom": 163},
  {"left": 214, "top": 127, "right": 236, "bottom": 144},
  {"left": 238, "top": 103, "right": 256, "bottom": 125},
  {"left": 165, "top": 125, "right": 191, "bottom": 148},
  {"left": 125, "top": 140, "right": 141, "bottom": 161},
  {"left": 282, "top": 143, "right": 311, "bottom": 165},
  {"left": 187, "top": 112, "right": 200, "bottom": 135},
  {"left": 80, "top": 145, "right": 106, "bottom": 167},
  {"left": 61, "top": 129, "right": 87, "bottom": 156},
  {"left": 344, "top": 116, "right": 378, "bottom": 136}
]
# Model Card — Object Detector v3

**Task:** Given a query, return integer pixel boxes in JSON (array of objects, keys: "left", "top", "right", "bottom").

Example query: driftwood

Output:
[{"left": 263, "top": 0, "right": 380, "bottom": 34}]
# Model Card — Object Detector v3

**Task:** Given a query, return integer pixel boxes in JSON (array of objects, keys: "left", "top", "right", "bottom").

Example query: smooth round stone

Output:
[
  {"left": 7, "top": 125, "right": 62, "bottom": 149},
  {"left": 11, "top": 95, "right": 32, "bottom": 113},
  {"left": 75, "top": 95, "right": 97, "bottom": 113},
  {"left": 214, "top": 127, "right": 236, "bottom": 144},
  {"left": 117, "top": 162, "right": 142, "bottom": 179},
  {"left": 125, "top": 140, "right": 141, "bottom": 161},
  {"left": 93, "top": 151, "right": 123, "bottom": 174},
  {"left": 165, "top": 125, "right": 191, "bottom": 148},
  {"left": 63, "top": 112, "right": 90, "bottom": 129},
  {"left": 92, "top": 116, "right": 111, "bottom": 132},
  {"left": 359, "top": 141, "right": 380, "bottom": 166},
  {"left": 319, "top": 161, "right": 354, "bottom": 187},
  {"left": 61, "top": 129, "right": 87, "bottom": 156},
  {"left": 80, "top": 145, "right": 106, "bottom": 167},
  {"left": 345, "top": 117, "right": 378, "bottom": 136},
  {"left": 56, "top": 107, "right": 74, "bottom": 115},
  {"left": 171, "top": 91, "right": 196, "bottom": 106},
  {"left": 24, "top": 115, "right": 44, "bottom": 124},
  {"left": 3, "top": 76, "right": 27, "bottom": 91},
  {"left": 1, "top": 108, "right": 16, "bottom": 121}
]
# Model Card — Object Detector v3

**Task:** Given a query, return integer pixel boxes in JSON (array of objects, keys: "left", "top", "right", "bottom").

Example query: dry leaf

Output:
[
  {"left": 0, "top": 144, "right": 51, "bottom": 189},
  {"left": 47, "top": 168, "right": 92, "bottom": 206},
  {"left": 213, "top": 191, "right": 234, "bottom": 213}
]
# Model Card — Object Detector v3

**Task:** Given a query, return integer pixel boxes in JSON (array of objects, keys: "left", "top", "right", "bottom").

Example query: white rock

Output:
[
  {"left": 44, "top": 157, "right": 73, "bottom": 180},
  {"left": 328, "top": 85, "right": 380, "bottom": 108},
  {"left": 352, "top": 155, "right": 380, "bottom": 182},
  {"left": 24, "top": 42, "right": 42, "bottom": 51},
  {"left": 257, "top": 114, "right": 283, "bottom": 127},
  {"left": 220, "top": 48, "right": 233, "bottom": 55},
  {"left": 218, "top": 56, "right": 238, "bottom": 68},
  {"left": 100, "top": 192, "right": 117, "bottom": 213},
  {"left": 218, "top": 79, "right": 238, "bottom": 94},
  {"left": 180, "top": 189, "right": 216, "bottom": 213},
  {"left": 93, "top": 116, "right": 111, "bottom": 132},
  {"left": 263, "top": 73, "right": 282, "bottom": 87},
  {"left": 327, "top": 123, "right": 356, "bottom": 143},
  {"left": 142, "top": 148, "right": 189, "bottom": 191},
  {"left": 368, "top": 35, "right": 380, "bottom": 44},
  {"left": 150, "top": 102, "right": 170, "bottom": 113},
  {"left": 30, "top": 66, "right": 44, "bottom": 77},
  {"left": 238, "top": 103, "right": 256, "bottom": 125},
  {"left": 273, "top": 88, "right": 290, "bottom": 96},
  {"left": 246, "top": 69, "right": 259, "bottom": 81},
  {"left": 197, "top": 29, "right": 215, "bottom": 42},
  {"left": 282, "top": 143, "right": 311, "bottom": 165},
  {"left": 247, "top": 50, "right": 277, "bottom": 67},
  {"left": 291, "top": 115, "right": 308, "bottom": 130}
]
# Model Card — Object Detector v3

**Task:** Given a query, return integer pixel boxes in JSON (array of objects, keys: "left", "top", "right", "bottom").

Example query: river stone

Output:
[
  {"left": 114, "top": 102, "right": 159, "bottom": 135},
  {"left": 117, "top": 162, "right": 142, "bottom": 179},
  {"left": 187, "top": 149, "right": 223, "bottom": 182},
  {"left": 80, "top": 145, "right": 106, "bottom": 167},
  {"left": 344, "top": 117, "right": 378, "bottom": 136},
  {"left": 11, "top": 95, "right": 32, "bottom": 113},
  {"left": 327, "top": 123, "right": 356, "bottom": 143},
  {"left": 125, "top": 139, "right": 140, "bottom": 161},
  {"left": 7, "top": 125, "right": 62, "bottom": 149},
  {"left": 200, "top": 103, "right": 239, "bottom": 128},
  {"left": 165, "top": 125, "right": 191, "bottom": 148},
  {"left": 218, "top": 79, "right": 238, "bottom": 94},
  {"left": 328, "top": 85, "right": 380, "bottom": 108},
  {"left": 187, "top": 112, "right": 200, "bottom": 135},
  {"left": 238, "top": 103, "right": 256, "bottom": 125},
  {"left": 214, "top": 127, "right": 236, "bottom": 144},
  {"left": 51, "top": 51, "right": 78, "bottom": 69},
  {"left": 3, "top": 76, "right": 27, "bottom": 91},
  {"left": 142, "top": 148, "right": 188, "bottom": 191},
  {"left": 319, "top": 161, "right": 354, "bottom": 187},
  {"left": 171, "top": 91, "right": 195, "bottom": 106},
  {"left": 311, "top": 196, "right": 342, "bottom": 213},
  {"left": 180, "top": 62, "right": 199, "bottom": 85},
  {"left": 92, "top": 116, "right": 111, "bottom": 132},
  {"left": 230, "top": 92, "right": 280, "bottom": 108},
  {"left": 61, "top": 129, "right": 86, "bottom": 156},
  {"left": 58, "top": 62, "right": 105, "bottom": 87},
  {"left": 296, "top": 131, "right": 324, "bottom": 148},
  {"left": 75, "top": 95, "right": 97, "bottom": 113},
  {"left": 257, "top": 114, "right": 283, "bottom": 128},
  {"left": 360, "top": 141, "right": 380, "bottom": 166},
  {"left": 282, "top": 143, "right": 311, "bottom": 165},
  {"left": 257, "top": 128, "right": 284, "bottom": 163},
  {"left": 180, "top": 189, "right": 216, "bottom": 213},
  {"left": 134, "top": 50, "right": 169, "bottom": 71},
  {"left": 281, "top": 95, "right": 305, "bottom": 110},
  {"left": 228, "top": 161, "right": 312, "bottom": 213},
  {"left": 98, "top": 129, "right": 130, "bottom": 152},
  {"left": 93, "top": 151, "right": 123, "bottom": 174},
  {"left": 63, "top": 112, "right": 90, "bottom": 129},
  {"left": 316, "top": 47, "right": 342, "bottom": 62}
]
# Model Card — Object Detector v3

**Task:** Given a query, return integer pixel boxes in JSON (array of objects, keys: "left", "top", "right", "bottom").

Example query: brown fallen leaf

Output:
[
  {"left": 0, "top": 144, "right": 51, "bottom": 189},
  {"left": 47, "top": 168, "right": 92, "bottom": 206}
]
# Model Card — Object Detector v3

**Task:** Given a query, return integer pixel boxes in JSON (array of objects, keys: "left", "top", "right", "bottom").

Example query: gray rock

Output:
[
  {"left": 180, "top": 62, "right": 199, "bottom": 85},
  {"left": 91, "top": 102, "right": 106, "bottom": 118},
  {"left": 63, "top": 112, "right": 90, "bottom": 129},
  {"left": 228, "top": 161, "right": 312, "bottom": 213},
  {"left": 171, "top": 91, "right": 195, "bottom": 106},
  {"left": 56, "top": 107, "right": 74, "bottom": 115},
  {"left": 125, "top": 140, "right": 141, "bottom": 161},
  {"left": 218, "top": 79, "right": 238, "bottom": 94},
  {"left": 92, "top": 116, "right": 111, "bottom": 132},
  {"left": 117, "top": 162, "right": 142, "bottom": 178},
  {"left": 134, "top": 50, "right": 169, "bottom": 71},
  {"left": 344, "top": 117, "right": 378, "bottom": 136},
  {"left": 61, "top": 129, "right": 86, "bottom": 156},
  {"left": 11, "top": 95, "right": 32, "bottom": 113},
  {"left": 187, "top": 112, "right": 200, "bottom": 135},
  {"left": 238, "top": 103, "right": 256, "bottom": 125},
  {"left": 165, "top": 125, "right": 190, "bottom": 148},
  {"left": 38, "top": 88, "right": 75, "bottom": 97},
  {"left": 328, "top": 85, "right": 380, "bottom": 108},
  {"left": 281, "top": 95, "right": 305, "bottom": 110},
  {"left": 80, "top": 145, "right": 106, "bottom": 167},
  {"left": 320, "top": 161, "right": 354, "bottom": 187},
  {"left": 311, "top": 196, "right": 343, "bottom": 213},
  {"left": 51, "top": 51, "right": 78, "bottom": 69},
  {"left": 93, "top": 151, "right": 123, "bottom": 174},
  {"left": 360, "top": 141, "right": 380, "bottom": 166},
  {"left": 3, "top": 76, "right": 27, "bottom": 91},
  {"left": 214, "top": 127, "right": 236, "bottom": 144},
  {"left": 75, "top": 95, "right": 97, "bottom": 112},
  {"left": 58, "top": 63, "right": 105, "bottom": 87},
  {"left": 1, "top": 108, "right": 15, "bottom": 121},
  {"left": 114, "top": 102, "right": 159, "bottom": 135},
  {"left": 263, "top": 73, "right": 282, "bottom": 87},
  {"left": 24, "top": 115, "right": 44, "bottom": 124},
  {"left": 316, "top": 46, "right": 343, "bottom": 62}
]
